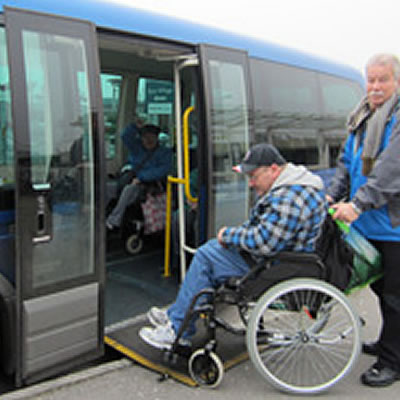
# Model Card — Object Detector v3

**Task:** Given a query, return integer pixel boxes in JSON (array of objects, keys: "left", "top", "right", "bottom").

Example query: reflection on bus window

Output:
[
  {"left": 208, "top": 59, "right": 249, "bottom": 231},
  {"left": 0, "top": 28, "right": 14, "bottom": 184},
  {"left": 22, "top": 29, "right": 95, "bottom": 287},
  {"left": 0, "top": 28, "right": 15, "bottom": 286},
  {"left": 101, "top": 73, "right": 122, "bottom": 159},
  {"left": 251, "top": 59, "right": 363, "bottom": 170}
]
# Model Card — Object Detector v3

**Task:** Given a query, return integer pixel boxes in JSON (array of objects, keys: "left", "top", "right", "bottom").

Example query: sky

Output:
[{"left": 107, "top": 0, "right": 399, "bottom": 77}]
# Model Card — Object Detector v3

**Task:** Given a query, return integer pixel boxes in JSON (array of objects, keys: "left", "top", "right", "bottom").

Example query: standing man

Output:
[
  {"left": 139, "top": 144, "right": 327, "bottom": 350},
  {"left": 327, "top": 53, "right": 400, "bottom": 387}
]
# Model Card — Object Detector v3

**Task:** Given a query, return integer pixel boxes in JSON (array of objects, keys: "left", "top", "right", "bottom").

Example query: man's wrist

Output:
[{"left": 350, "top": 201, "right": 362, "bottom": 215}]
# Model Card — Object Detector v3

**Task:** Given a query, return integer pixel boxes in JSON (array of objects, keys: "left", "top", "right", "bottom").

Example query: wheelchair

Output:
[
  {"left": 163, "top": 251, "right": 362, "bottom": 395},
  {"left": 106, "top": 172, "right": 166, "bottom": 255}
]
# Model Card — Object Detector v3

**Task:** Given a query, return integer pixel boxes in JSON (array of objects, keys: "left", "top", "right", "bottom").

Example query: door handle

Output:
[{"left": 32, "top": 192, "right": 52, "bottom": 244}]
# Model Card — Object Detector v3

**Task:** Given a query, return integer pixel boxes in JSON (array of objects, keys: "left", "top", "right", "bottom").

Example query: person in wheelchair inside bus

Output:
[
  {"left": 139, "top": 143, "right": 327, "bottom": 350},
  {"left": 106, "top": 122, "right": 172, "bottom": 231}
]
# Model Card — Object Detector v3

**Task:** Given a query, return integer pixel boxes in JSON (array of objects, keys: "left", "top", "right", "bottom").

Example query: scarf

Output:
[{"left": 346, "top": 93, "right": 399, "bottom": 175}]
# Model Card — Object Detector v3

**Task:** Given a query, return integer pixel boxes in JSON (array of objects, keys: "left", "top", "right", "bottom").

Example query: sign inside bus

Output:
[{"left": 146, "top": 80, "right": 173, "bottom": 115}]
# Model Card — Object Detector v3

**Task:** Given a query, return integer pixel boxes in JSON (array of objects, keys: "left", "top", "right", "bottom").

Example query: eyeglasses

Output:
[{"left": 248, "top": 167, "right": 268, "bottom": 182}]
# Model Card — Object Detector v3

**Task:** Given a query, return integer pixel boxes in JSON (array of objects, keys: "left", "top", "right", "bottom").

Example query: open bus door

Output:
[
  {"left": 5, "top": 7, "right": 105, "bottom": 386},
  {"left": 197, "top": 44, "right": 253, "bottom": 238}
]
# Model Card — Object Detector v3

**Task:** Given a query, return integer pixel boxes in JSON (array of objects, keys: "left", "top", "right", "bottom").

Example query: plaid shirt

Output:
[{"left": 221, "top": 184, "right": 327, "bottom": 260}]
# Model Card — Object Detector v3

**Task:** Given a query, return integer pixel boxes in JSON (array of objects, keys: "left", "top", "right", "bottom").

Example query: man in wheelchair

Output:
[
  {"left": 106, "top": 123, "right": 172, "bottom": 231},
  {"left": 139, "top": 144, "right": 327, "bottom": 350}
]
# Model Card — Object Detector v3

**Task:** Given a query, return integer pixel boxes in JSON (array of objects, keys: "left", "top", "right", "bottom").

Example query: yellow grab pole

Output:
[
  {"left": 163, "top": 106, "right": 198, "bottom": 278},
  {"left": 163, "top": 175, "right": 185, "bottom": 277},
  {"left": 182, "top": 106, "right": 198, "bottom": 204}
]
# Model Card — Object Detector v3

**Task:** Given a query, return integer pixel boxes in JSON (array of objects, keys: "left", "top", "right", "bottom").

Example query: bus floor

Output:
[{"left": 105, "top": 237, "right": 180, "bottom": 327}]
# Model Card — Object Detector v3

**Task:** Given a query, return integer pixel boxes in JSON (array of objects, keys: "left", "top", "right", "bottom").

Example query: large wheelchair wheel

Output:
[{"left": 246, "top": 278, "right": 361, "bottom": 395}]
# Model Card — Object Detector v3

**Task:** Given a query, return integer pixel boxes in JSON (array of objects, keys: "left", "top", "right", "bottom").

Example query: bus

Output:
[{"left": 0, "top": 0, "right": 364, "bottom": 389}]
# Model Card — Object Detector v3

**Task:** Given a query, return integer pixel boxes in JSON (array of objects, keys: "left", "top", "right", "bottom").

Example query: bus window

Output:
[
  {"left": 0, "top": 28, "right": 14, "bottom": 183},
  {"left": 250, "top": 59, "right": 322, "bottom": 168},
  {"left": 136, "top": 77, "right": 174, "bottom": 147},
  {"left": 319, "top": 73, "right": 363, "bottom": 167},
  {"left": 101, "top": 73, "right": 122, "bottom": 160},
  {"left": 0, "top": 27, "right": 15, "bottom": 285},
  {"left": 208, "top": 59, "right": 250, "bottom": 230},
  {"left": 22, "top": 29, "right": 96, "bottom": 287}
]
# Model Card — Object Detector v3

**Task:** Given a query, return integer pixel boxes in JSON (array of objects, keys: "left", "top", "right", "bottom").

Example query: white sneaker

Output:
[
  {"left": 139, "top": 325, "right": 176, "bottom": 350},
  {"left": 147, "top": 307, "right": 170, "bottom": 327}
]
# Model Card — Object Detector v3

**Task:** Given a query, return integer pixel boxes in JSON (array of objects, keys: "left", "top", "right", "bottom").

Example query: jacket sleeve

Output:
[
  {"left": 326, "top": 135, "right": 352, "bottom": 202},
  {"left": 121, "top": 123, "right": 140, "bottom": 153},
  {"left": 220, "top": 195, "right": 300, "bottom": 256},
  {"left": 352, "top": 123, "right": 400, "bottom": 212},
  {"left": 137, "top": 147, "right": 173, "bottom": 182}
]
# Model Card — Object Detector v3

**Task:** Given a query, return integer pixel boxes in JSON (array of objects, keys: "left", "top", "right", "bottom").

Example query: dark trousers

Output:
[{"left": 370, "top": 240, "right": 400, "bottom": 371}]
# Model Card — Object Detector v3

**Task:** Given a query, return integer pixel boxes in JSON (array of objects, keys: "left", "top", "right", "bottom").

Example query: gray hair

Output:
[{"left": 366, "top": 53, "right": 400, "bottom": 80}]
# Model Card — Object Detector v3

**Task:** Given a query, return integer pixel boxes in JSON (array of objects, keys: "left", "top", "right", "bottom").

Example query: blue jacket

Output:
[
  {"left": 328, "top": 113, "right": 400, "bottom": 241},
  {"left": 121, "top": 123, "right": 172, "bottom": 182}
]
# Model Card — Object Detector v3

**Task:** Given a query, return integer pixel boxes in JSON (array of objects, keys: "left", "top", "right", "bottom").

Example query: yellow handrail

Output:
[
  {"left": 183, "top": 106, "right": 198, "bottom": 204},
  {"left": 163, "top": 106, "right": 197, "bottom": 277}
]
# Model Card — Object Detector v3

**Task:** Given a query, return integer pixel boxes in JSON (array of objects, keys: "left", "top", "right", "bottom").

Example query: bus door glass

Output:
[
  {"left": 198, "top": 45, "right": 253, "bottom": 237},
  {"left": 5, "top": 7, "right": 104, "bottom": 385}
]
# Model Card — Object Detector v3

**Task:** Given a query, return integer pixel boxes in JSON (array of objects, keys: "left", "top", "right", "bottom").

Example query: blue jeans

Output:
[{"left": 167, "top": 239, "right": 249, "bottom": 338}]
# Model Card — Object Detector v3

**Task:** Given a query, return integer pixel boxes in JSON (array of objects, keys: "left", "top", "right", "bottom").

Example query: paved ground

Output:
[{"left": 4, "top": 287, "right": 400, "bottom": 400}]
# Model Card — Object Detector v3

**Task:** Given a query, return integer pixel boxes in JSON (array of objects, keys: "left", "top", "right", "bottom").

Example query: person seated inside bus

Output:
[
  {"left": 106, "top": 123, "right": 172, "bottom": 231},
  {"left": 139, "top": 143, "right": 327, "bottom": 350}
]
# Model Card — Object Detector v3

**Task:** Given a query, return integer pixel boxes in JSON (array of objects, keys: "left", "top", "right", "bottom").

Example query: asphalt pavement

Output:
[{"left": 3, "top": 287, "right": 400, "bottom": 400}]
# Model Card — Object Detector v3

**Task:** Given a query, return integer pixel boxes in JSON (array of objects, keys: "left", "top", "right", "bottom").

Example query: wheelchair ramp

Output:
[{"left": 105, "top": 314, "right": 249, "bottom": 386}]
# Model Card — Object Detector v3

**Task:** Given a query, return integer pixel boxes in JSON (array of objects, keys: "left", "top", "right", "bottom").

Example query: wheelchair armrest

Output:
[{"left": 273, "top": 251, "right": 321, "bottom": 264}]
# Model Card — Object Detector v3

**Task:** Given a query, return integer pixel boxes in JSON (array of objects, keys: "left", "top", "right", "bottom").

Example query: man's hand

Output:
[
  {"left": 131, "top": 177, "right": 141, "bottom": 185},
  {"left": 217, "top": 226, "right": 227, "bottom": 247},
  {"left": 331, "top": 202, "right": 360, "bottom": 223}
]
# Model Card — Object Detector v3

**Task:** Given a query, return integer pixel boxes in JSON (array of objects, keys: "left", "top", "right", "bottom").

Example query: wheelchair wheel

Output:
[
  {"left": 188, "top": 348, "right": 224, "bottom": 388},
  {"left": 246, "top": 278, "right": 361, "bottom": 395},
  {"left": 125, "top": 233, "right": 143, "bottom": 255}
]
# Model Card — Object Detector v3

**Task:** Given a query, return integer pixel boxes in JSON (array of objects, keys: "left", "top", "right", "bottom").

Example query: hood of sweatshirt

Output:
[{"left": 270, "top": 163, "right": 324, "bottom": 192}]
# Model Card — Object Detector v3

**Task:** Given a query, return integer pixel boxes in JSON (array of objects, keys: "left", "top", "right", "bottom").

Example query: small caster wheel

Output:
[
  {"left": 125, "top": 233, "right": 143, "bottom": 254},
  {"left": 188, "top": 348, "right": 224, "bottom": 388}
]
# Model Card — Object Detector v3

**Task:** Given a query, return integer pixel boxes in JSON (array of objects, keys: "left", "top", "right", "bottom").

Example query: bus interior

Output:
[{"left": 99, "top": 31, "right": 201, "bottom": 327}]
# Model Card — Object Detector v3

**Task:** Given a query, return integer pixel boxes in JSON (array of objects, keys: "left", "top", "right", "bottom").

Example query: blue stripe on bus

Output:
[{"left": 0, "top": 0, "right": 363, "bottom": 84}]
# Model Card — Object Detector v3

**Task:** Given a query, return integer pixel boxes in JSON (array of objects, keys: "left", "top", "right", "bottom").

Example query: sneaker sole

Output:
[{"left": 138, "top": 328, "right": 172, "bottom": 350}]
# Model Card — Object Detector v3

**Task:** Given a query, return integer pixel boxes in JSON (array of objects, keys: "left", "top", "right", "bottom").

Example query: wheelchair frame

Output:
[{"left": 163, "top": 252, "right": 362, "bottom": 395}]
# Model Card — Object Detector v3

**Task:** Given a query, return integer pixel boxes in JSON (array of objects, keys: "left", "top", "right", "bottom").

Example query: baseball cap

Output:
[
  {"left": 233, "top": 144, "right": 286, "bottom": 174},
  {"left": 140, "top": 124, "right": 161, "bottom": 136}
]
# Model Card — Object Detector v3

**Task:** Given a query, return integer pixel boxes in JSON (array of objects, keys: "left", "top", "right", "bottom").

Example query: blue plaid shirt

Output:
[{"left": 221, "top": 185, "right": 327, "bottom": 260}]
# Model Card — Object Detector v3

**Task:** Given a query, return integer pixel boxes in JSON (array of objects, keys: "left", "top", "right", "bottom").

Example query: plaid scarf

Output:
[{"left": 346, "top": 93, "right": 399, "bottom": 175}]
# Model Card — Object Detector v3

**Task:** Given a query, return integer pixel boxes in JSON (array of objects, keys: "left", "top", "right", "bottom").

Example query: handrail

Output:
[
  {"left": 163, "top": 106, "right": 197, "bottom": 278},
  {"left": 182, "top": 106, "right": 198, "bottom": 204}
]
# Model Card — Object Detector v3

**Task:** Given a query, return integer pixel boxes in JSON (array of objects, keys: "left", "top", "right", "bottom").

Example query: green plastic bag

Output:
[{"left": 328, "top": 208, "right": 383, "bottom": 291}]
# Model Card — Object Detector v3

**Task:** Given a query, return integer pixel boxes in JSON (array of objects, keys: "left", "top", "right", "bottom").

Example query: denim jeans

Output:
[{"left": 167, "top": 238, "right": 249, "bottom": 338}]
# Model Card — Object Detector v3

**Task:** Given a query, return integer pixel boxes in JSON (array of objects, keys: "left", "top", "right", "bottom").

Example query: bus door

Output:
[
  {"left": 198, "top": 45, "right": 253, "bottom": 238},
  {"left": 5, "top": 7, "right": 105, "bottom": 385}
]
